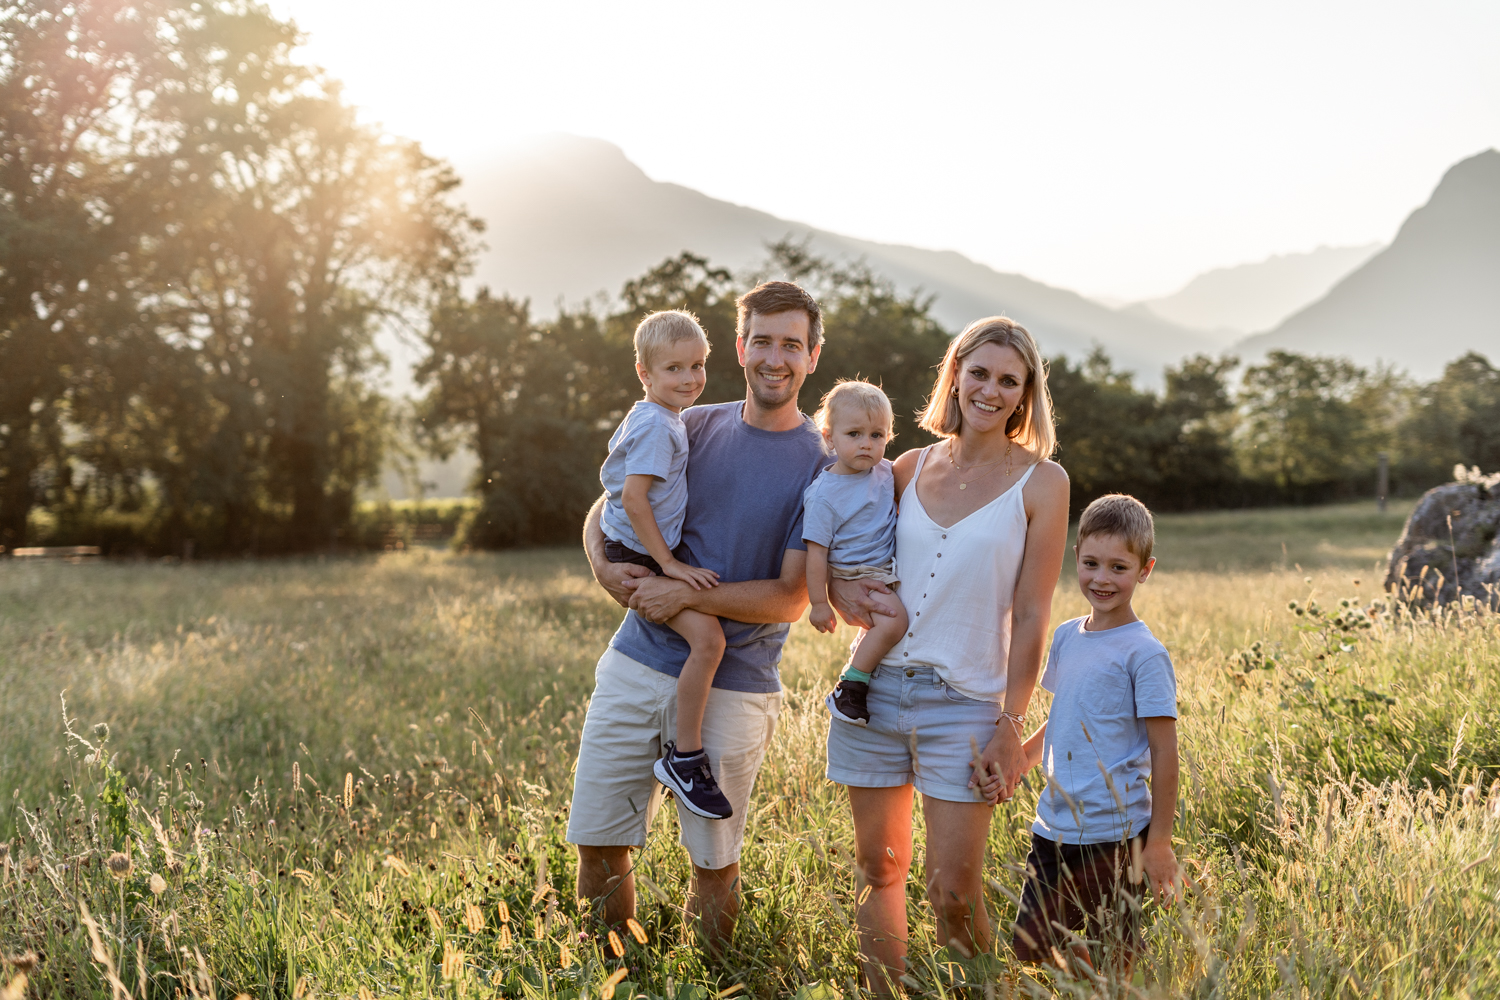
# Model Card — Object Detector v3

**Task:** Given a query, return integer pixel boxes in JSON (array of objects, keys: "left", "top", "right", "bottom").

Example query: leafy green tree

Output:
[
  {"left": 1236, "top": 351, "right": 1379, "bottom": 498},
  {"left": 0, "top": 0, "right": 180, "bottom": 549},
  {"left": 2, "top": 0, "right": 479, "bottom": 554},
  {"left": 1398, "top": 352, "right": 1500, "bottom": 487},
  {"left": 416, "top": 292, "right": 633, "bottom": 548}
]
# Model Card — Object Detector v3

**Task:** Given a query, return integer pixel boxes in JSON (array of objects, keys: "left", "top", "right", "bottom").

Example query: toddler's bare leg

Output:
[
  {"left": 667, "top": 608, "right": 726, "bottom": 752},
  {"left": 847, "top": 589, "right": 908, "bottom": 679}
]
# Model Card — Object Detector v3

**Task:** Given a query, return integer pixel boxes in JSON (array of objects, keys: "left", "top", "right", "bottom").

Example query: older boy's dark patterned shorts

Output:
[{"left": 1011, "top": 831, "right": 1148, "bottom": 965}]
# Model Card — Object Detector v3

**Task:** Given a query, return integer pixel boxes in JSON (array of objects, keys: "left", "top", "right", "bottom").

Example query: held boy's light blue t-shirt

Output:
[
  {"left": 801, "top": 459, "right": 898, "bottom": 570},
  {"left": 610, "top": 401, "right": 827, "bottom": 694},
  {"left": 1033, "top": 617, "right": 1178, "bottom": 845},
  {"left": 600, "top": 400, "right": 689, "bottom": 553}
]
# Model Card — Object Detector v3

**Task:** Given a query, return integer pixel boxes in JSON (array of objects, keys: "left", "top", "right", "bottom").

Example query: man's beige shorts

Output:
[{"left": 565, "top": 647, "right": 781, "bottom": 870}]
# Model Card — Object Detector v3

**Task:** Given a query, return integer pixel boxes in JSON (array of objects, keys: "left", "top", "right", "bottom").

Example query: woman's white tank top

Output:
[{"left": 879, "top": 446, "right": 1036, "bottom": 702}]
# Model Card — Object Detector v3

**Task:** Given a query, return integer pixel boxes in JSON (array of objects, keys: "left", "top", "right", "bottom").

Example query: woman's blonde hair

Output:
[
  {"left": 917, "top": 316, "right": 1056, "bottom": 459},
  {"left": 813, "top": 379, "right": 895, "bottom": 436}
]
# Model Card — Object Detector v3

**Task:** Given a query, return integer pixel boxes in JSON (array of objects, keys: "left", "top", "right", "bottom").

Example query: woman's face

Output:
[{"left": 954, "top": 341, "right": 1028, "bottom": 436}]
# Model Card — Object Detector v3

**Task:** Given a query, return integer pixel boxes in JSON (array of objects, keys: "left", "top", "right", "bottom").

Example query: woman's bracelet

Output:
[{"left": 997, "top": 711, "right": 1026, "bottom": 739}]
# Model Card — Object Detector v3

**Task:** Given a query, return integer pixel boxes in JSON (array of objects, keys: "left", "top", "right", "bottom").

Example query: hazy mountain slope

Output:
[
  {"left": 1237, "top": 149, "right": 1500, "bottom": 378},
  {"left": 456, "top": 135, "right": 1217, "bottom": 379},
  {"left": 1137, "top": 243, "right": 1382, "bottom": 336}
]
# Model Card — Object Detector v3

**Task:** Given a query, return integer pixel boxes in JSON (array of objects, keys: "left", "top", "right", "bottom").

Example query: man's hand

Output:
[
  {"left": 827, "top": 578, "right": 900, "bottom": 630},
  {"left": 808, "top": 601, "right": 838, "bottom": 633},
  {"left": 1136, "top": 840, "right": 1181, "bottom": 907},
  {"left": 596, "top": 559, "right": 652, "bottom": 609},
  {"left": 628, "top": 575, "right": 693, "bottom": 624}
]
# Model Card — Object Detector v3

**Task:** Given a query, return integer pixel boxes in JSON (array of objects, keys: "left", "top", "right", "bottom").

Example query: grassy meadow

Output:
[{"left": 4, "top": 499, "right": 1500, "bottom": 998}]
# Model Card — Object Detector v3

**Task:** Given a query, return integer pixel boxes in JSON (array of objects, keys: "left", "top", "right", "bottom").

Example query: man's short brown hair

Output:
[
  {"left": 1076, "top": 494, "right": 1156, "bottom": 564},
  {"left": 736, "top": 281, "right": 823, "bottom": 349}
]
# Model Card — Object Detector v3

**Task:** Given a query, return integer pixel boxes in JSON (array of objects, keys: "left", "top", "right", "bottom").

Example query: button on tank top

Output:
[{"left": 880, "top": 445, "right": 1036, "bottom": 702}]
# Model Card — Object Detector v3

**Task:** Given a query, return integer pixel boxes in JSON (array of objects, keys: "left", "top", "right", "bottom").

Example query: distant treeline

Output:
[{"left": 4, "top": 3, "right": 1497, "bottom": 557}]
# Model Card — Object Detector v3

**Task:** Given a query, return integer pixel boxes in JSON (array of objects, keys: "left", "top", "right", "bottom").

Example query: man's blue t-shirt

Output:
[{"left": 609, "top": 400, "right": 827, "bottom": 693}]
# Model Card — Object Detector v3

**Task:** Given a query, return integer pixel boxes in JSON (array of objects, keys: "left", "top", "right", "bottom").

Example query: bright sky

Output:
[{"left": 270, "top": 0, "right": 1500, "bottom": 301}]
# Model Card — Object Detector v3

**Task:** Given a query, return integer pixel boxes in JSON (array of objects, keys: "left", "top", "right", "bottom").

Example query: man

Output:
[{"left": 568, "top": 281, "right": 827, "bottom": 950}]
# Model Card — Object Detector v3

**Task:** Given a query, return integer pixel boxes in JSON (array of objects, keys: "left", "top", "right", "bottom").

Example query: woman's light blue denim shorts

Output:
[{"left": 826, "top": 664, "right": 1001, "bottom": 803}]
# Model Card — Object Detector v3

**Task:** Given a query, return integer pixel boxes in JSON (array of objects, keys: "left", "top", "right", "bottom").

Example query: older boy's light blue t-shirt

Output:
[
  {"left": 801, "top": 459, "right": 898, "bottom": 570},
  {"left": 600, "top": 400, "right": 689, "bottom": 553},
  {"left": 610, "top": 401, "right": 827, "bottom": 694},
  {"left": 1033, "top": 617, "right": 1178, "bottom": 845}
]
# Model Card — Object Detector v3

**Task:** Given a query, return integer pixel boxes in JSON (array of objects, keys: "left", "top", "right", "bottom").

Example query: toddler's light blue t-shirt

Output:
[
  {"left": 600, "top": 400, "right": 689, "bottom": 553},
  {"left": 1033, "top": 617, "right": 1177, "bottom": 845},
  {"left": 801, "top": 459, "right": 898, "bottom": 569}
]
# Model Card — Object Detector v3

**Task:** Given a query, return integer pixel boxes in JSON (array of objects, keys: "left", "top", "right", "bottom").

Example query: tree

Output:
[
  {"left": 0, "top": 0, "right": 180, "bottom": 549},
  {"left": 1398, "top": 352, "right": 1500, "bottom": 487},
  {"left": 1235, "top": 351, "right": 1378, "bottom": 498},
  {"left": 416, "top": 292, "right": 632, "bottom": 548},
  {"left": 1, "top": 0, "right": 479, "bottom": 554}
]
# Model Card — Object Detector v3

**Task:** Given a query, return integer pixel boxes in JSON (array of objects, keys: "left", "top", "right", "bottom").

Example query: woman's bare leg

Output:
[
  {"left": 849, "top": 784, "right": 915, "bottom": 995},
  {"left": 921, "top": 795, "right": 995, "bottom": 959}
]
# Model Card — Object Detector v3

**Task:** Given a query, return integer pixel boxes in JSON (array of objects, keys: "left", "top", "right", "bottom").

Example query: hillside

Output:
[
  {"left": 1237, "top": 149, "right": 1500, "bottom": 377},
  {"left": 455, "top": 135, "right": 1219, "bottom": 380},
  {"left": 1135, "top": 243, "right": 1381, "bottom": 337}
]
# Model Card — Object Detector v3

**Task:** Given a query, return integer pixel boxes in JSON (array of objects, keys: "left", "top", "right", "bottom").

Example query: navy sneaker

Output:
[
  {"left": 826, "top": 679, "right": 870, "bottom": 726},
  {"left": 653, "top": 742, "right": 733, "bottom": 820}
]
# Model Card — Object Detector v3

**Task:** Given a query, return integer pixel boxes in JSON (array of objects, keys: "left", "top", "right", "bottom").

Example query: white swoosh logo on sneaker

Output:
[{"left": 681, "top": 779, "right": 694, "bottom": 792}]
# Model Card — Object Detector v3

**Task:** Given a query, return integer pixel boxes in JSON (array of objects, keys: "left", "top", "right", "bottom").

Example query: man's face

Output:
[{"left": 735, "top": 310, "right": 820, "bottom": 411}]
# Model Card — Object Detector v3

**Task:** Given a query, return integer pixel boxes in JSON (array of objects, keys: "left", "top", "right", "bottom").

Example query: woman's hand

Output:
[{"left": 969, "top": 722, "right": 1029, "bottom": 803}]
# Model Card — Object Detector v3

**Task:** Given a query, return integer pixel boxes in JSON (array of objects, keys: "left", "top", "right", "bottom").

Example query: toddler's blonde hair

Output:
[
  {"left": 1077, "top": 493, "right": 1156, "bottom": 564},
  {"left": 634, "top": 310, "right": 710, "bottom": 369},
  {"left": 813, "top": 380, "right": 895, "bottom": 437}
]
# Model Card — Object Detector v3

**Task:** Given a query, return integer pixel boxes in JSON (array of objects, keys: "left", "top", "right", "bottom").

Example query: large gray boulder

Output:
[{"left": 1384, "top": 468, "right": 1500, "bottom": 607}]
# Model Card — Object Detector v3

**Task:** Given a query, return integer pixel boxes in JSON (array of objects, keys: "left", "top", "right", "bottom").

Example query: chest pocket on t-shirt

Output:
[{"left": 1083, "top": 663, "right": 1134, "bottom": 717}]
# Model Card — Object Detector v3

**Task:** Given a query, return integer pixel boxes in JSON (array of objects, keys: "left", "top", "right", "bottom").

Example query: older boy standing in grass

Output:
[
  {"left": 1012, "top": 493, "right": 1182, "bottom": 976},
  {"left": 570, "top": 282, "right": 828, "bottom": 952}
]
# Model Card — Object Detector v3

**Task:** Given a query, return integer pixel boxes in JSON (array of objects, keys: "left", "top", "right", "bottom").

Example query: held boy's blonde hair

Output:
[
  {"left": 634, "top": 310, "right": 710, "bottom": 369},
  {"left": 917, "top": 316, "right": 1056, "bottom": 460},
  {"left": 813, "top": 379, "right": 895, "bottom": 438},
  {"left": 1077, "top": 493, "right": 1156, "bottom": 564}
]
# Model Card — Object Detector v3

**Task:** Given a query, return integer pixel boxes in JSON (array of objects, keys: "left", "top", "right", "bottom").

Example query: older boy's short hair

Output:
[
  {"left": 813, "top": 379, "right": 895, "bottom": 436},
  {"left": 736, "top": 281, "right": 823, "bottom": 349},
  {"left": 634, "top": 310, "right": 710, "bottom": 369},
  {"left": 1077, "top": 494, "right": 1155, "bottom": 564}
]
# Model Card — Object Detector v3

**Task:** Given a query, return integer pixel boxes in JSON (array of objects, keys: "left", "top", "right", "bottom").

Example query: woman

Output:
[{"left": 826, "top": 316, "right": 1069, "bottom": 989}]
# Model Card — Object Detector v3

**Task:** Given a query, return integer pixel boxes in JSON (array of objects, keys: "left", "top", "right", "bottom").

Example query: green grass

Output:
[{"left": 2, "top": 501, "right": 1498, "bottom": 998}]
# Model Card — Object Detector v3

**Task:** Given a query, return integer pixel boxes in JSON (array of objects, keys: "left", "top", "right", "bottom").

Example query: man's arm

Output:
[
  {"left": 583, "top": 494, "right": 652, "bottom": 608},
  {"left": 626, "top": 548, "right": 810, "bottom": 626}
]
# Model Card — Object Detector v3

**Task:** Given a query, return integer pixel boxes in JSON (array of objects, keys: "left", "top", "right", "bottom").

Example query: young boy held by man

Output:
[
  {"left": 1011, "top": 493, "right": 1182, "bottom": 975},
  {"left": 598, "top": 310, "right": 732, "bottom": 820}
]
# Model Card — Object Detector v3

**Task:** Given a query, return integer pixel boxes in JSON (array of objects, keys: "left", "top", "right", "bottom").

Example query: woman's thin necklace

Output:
[{"left": 948, "top": 439, "right": 1013, "bottom": 489}]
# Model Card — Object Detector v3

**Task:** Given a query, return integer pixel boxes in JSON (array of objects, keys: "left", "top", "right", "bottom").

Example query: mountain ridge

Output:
[{"left": 1236, "top": 149, "right": 1500, "bottom": 377}]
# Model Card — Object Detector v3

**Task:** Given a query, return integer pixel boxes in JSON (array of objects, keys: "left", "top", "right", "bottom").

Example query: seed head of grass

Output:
[
  {"left": 626, "top": 917, "right": 647, "bottom": 944},
  {"left": 602, "top": 967, "right": 628, "bottom": 998},
  {"left": 149, "top": 873, "right": 166, "bottom": 895},
  {"left": 608, "top": 929, "right": 625, "bottom": 957},
  {"left": 106, "top": 852, "right": 133, "bottom": 880},
  {"left": 3, "top": 955, "right": 36, "bottom": 974}
]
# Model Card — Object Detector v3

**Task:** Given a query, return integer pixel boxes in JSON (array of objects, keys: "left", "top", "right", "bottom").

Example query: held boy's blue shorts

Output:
[{"left": 825, "top": 664, "right": 1000, "bottom": 803}]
